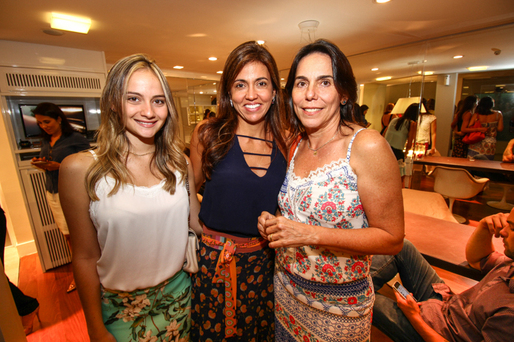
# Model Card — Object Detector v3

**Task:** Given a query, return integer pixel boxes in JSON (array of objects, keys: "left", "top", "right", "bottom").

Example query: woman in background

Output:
[
  {"left": 383, "top": 103, "right": 419, "bottom": 160},
  {"left": 59, "top": 54, "right": 201, "bottom": 341},
  {"left": 189, "top": 41, "right": 287, "bottom": 341},
  {"left": 258, "top": 39, "right": 404, "bottom": 342},
  {"left": 466, "top": 96, "right": 504, "bottom": 160},
  {"left": 380, "top": 102, "right": 396, "bottom": 135},
  {"left": 416, "top": 98, "right": 437, "bottom": 155},
  {"left": 31, "top": 102, "right": 90, "bottom": 293},
  {"left": 451, "top": 95, "right": 477, "bottom": 158}
]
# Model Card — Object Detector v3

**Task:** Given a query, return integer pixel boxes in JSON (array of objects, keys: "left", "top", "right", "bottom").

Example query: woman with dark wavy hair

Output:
[
  {"left": 189, "top": 41, "right": 288, "bottom": 341},
  {"left": 451, "top": 95, "right": 477, "bottom": 157},
  {"left": 258, "top": 39, "right": 404, "bottom": 342},
  {"left": 383, "top": 103, "right": 419, "bottom": 160}
]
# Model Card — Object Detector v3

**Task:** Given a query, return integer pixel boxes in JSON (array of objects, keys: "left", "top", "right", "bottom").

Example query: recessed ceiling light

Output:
[
  {"left": 373, "top": 0, "right": 391, "bottom": 3},
  {"left": 371, "top": 68, "right": 379, "bottom": 71},
  {"left": 417, "top": 71, "right": 434, "bottom": 75},
  {"left": 467, "top": 66, "right": 488, "bottom": 71},
  {"left": 173, "top": 66, "right": 184, "bottom": 69},
  {"left": 217, "top": 71, "right": 223, "bottom": 74},
  {"left": 453, "top": 55, "right": 463, "bottom": 59},
  {"left": 256, "top": 40, "right": 265, "bottom": 45},
  {"left": 199, "top": 92, "right": 204, "bottom": 94},
  {"left": 51, "top": 13, "right": 91, "bottom": 34},
  {"left": 376, "top": 76, "right": 392, "bottom": 81},
  {"left": 208, "top": 57, "right": 217, "bottom": 61}
]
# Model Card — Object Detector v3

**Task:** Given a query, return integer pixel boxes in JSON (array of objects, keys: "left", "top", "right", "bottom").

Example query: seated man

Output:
[
  {"left": 371, "top": 208, "right": 514, "bottom": 342},
  {"left": 503, "top": 138, "right": 514, "bottom": 162}
]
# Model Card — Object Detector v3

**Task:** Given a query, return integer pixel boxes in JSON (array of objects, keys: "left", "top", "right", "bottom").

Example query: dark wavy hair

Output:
[
  {"left": 197, "top": 41, "right": 287, "bottom": 179},
  {"left": 475, "top": 96, "right": 495, "bottom": 115},
  {"left": 33, "top": 102, "right": 75, "bottom": 140},
  {"left": 394, "top": 103, "right": 419, "bottom": 131},
  {"left": 285, "top": 39, "right": 357, "bottom": 139},
  {"left": 455, "top": 95, "right": 477, "bottom": 130}
]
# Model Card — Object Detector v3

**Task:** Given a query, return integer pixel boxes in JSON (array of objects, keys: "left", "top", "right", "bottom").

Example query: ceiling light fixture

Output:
[
  {"left": 208, "top": 57, "right": 217, "bottom": 61},
  {"left": 373, "top": 0, "right": 391, "bottom": 3},
  {"left": 256, "top": 40, "right": 265, "bottom": 45},
  {"left": 173, "top": 66, "right": 184, "bottom": 69},
  {"left": 376, "top": 76, "right": 392, "bottom": 81},
  {"left": 467, "top": 66, "right": 488, "bottom": 71},
  {"left": 371, "top": 68, "right": 379, "bottom": 71},
  {"left": 217, "top": 71, "right": 223, "bottom": 74},
  {"left": 453, "top": 55, "right": 463, "bottom": 59},
  {"left": 298, "top": 20, "right": 319, "bottom": 43},
  {"left": 417, "top": 71, "right": 434, "bottom": 75},
  {"left": 51, "top": 13, "right": 91, "bottom": 34}
]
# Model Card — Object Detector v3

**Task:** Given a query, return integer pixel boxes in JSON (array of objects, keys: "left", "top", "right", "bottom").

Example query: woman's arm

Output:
[
  {"left": 406, "top": 121, "right": 417, "bottom": 151},
  {"left": 59, "top": 153, "right": 116, "bottom": 342},
  {"left": 185, "top": 156, "right": 203, "bottom": 236},
  {"left": 428, "top": 119, "right": 437, "bottom": 155},
  {"left": 461, "top": 113, "right": 487, "bottom": 133},
  {"left": 496, "top": 111, "right": 504, "bottom": 132},
  {"left": 189, "top": 122, "right": 206, "bottom": 192},
  {"left": 262, "top": 130, "right": 404, "bottom": 255}
]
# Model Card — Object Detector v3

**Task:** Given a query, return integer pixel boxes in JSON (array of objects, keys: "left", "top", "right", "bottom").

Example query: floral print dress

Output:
[{"left": 274, "top": 129, "right": 374, "bottom": 342}]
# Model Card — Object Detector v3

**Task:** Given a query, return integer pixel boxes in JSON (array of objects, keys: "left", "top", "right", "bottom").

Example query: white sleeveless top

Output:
[{"left": 90, "top": 174, "right": 189, "bottom": 291}]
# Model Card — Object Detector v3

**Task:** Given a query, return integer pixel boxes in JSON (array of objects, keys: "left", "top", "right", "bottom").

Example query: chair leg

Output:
[
  {"left": 448, "top": 197, "right": 466, "bottom": 224},
  {"left": 487, "top": 184, "right": 514, "bottom": 211}
]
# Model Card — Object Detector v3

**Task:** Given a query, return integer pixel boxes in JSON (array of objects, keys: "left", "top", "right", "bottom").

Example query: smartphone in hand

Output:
[{"left": 391, "top": 281, "right": 416, "bottom": 301}]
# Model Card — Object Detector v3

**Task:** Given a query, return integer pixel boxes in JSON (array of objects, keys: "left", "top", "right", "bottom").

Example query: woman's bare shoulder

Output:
[{"left": 61, "top": 150, "right": 95, "bottom": 172}]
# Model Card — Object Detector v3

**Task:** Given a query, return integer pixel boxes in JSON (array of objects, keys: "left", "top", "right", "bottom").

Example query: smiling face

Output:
[
  {"left": 291, "top": 53, "right": 346, "bottom": 133},
  {"left": 123, "top": 68, "right": 168, "bottom": 144},
  {"left": 35, "top": 114, "right": 62, "bottom": 138},
  {"left": 230, "top": 61, "right": 275, "bottom": 127}
]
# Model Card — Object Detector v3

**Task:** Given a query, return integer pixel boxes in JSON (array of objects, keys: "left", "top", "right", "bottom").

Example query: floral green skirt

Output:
[{"left": 101, "top": 270, "right": 191, "bottom": 341}]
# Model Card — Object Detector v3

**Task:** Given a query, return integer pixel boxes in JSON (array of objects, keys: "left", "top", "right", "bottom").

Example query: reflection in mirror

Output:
[{"left": 167, "top": 77, "right": 218, "bottom": 145}]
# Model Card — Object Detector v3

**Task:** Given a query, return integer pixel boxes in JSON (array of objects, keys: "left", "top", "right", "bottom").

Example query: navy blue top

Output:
[
  {"left": 39, "top": 132, "right": 90, "bottom": 193},
  {"left": 199, "top": 135, "right": 287, "bottom": 237}
]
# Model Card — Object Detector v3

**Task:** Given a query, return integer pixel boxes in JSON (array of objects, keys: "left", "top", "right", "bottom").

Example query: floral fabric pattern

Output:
[
  {"left": 275, "top": 129, "right": 373, "bottom": 342},
  {"left": 101, "top": 271, "right": 191, "bottom": 342},
  {"left": 191, "top": 242, "right": 275, "bottom": 342}
]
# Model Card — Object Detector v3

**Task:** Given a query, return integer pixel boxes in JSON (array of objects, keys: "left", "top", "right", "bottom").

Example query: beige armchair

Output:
[{"left": 431, "top": 166, "right": 489, "bottom": 224}]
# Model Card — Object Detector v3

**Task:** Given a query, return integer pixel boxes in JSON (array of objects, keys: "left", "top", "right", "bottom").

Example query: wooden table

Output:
[
  {"left": 413, "top": 156, "right": 514, "bottom": 175},
  {"left": 404, "top": 211, "right": 505, "bottom": 280}
]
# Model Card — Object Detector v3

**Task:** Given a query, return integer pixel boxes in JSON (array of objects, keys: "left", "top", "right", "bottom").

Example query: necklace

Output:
[
  {"left": 127, "top": 149, "right": 155, "bottom": 156},
  {"left": 307, "top": 131, "right": 338, "bottom": 155}
]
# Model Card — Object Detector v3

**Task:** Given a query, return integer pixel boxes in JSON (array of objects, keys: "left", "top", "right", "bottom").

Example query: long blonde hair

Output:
[{"left": 86, "top": 54, "right": 186, "bottom": 200}]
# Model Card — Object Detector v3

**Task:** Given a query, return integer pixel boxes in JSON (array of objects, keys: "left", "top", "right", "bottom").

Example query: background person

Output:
[
  {"left": 30, "top": 102, "right": 90, "bottom": 293},
  {"left": 450, "top": 95, "right": 477, "bottom": 158},
  {"left": 380, "top": 102, "right": 396, "bottom": 135},
  {"left": 416, "top": 98, "right": 437, "bottom": 156},
  {"left": 503, "top": 138, "right": 514, "bottom": 162},
  {"left": 467, "top": 96, "right": 504, "bottom": 160},
  {"left": 383, "top": 103, "right": 419, "bottom": 160},
  {"left": 59, "top": 54, "right": 201, "bottom": 341},
  {"left": 258, "top": 39, "right": 404, "bottom": 342},
  {"left": 189, "top": 41, "right": 287, "bottom": 341},
  {"left": 371, "top": 208, "right": 514, "bottom": 342},
  {"left": 1, "top": 206, "right": 40, "bottom": 335}
]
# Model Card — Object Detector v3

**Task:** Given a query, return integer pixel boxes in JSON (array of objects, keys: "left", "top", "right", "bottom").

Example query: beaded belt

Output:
[{"left": 201, "top": 225, "right": 268, "bottom": 338}]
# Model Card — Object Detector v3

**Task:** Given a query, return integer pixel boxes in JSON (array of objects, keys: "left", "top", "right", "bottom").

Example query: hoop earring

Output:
[{"left": 230, "top": 99, "right": 233, "bottom": 107}]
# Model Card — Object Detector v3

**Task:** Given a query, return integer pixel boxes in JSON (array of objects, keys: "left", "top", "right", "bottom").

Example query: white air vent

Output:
[
  {"left": 0, "top": 67, "right": 105, "bottom": 95},
  {"left": 21, "top": 169, "right": 71, "bottom": 271}
]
